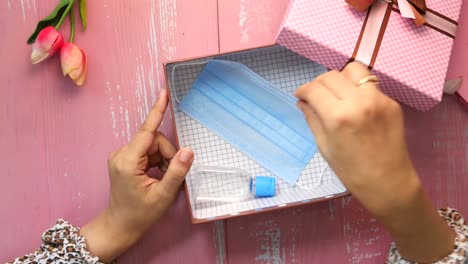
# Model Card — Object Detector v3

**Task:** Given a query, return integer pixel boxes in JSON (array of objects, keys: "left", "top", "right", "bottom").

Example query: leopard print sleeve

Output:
[
  {"left": 8, "top": 219, "right": 106, "bottom": 264},
  {"left": 387, "top": 208, "right": 468, "bottom": 264}
]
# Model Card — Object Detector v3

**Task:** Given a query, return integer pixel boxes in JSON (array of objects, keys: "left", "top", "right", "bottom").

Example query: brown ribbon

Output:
[
  {"left": 347, "top": 0, "right": 458, "bottom": 69},
  {"left": 346, "top": 0, "right": 426, "bottom": 25}
]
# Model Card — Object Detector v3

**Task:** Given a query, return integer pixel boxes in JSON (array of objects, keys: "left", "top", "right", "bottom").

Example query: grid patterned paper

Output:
[{"left": 167, "top": 45, "right": 347, "bottom": 221}]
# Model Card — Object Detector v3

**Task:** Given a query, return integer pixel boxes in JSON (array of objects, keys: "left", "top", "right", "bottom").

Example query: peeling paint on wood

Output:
[{"left": 1, "top": 0, "right": 467, "bottom": 263}]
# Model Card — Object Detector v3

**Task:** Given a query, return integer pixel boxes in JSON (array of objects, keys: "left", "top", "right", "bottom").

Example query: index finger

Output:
[
  {"left": 294, "top": 80, "right": 338, "bottom": 119},
  {"left": 127, "top": 89, "right": 169, "bottom": 157},
  {"left": 141, "top": 88, "right": 168, "bottom": 133}
]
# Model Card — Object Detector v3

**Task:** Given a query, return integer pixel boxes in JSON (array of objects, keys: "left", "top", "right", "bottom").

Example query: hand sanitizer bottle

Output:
[{"left": 193, "top": 166, "right": 276, "bottom": 203}]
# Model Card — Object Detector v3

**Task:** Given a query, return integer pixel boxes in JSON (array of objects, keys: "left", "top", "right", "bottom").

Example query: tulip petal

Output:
[
  {"left": 75, "top": 51, "right": 88, "bottom": 86},
  {"left": 68, "top": 67, "right": 83, "bottom": 80},
  {"left": 60, "top": 42, "right": 87, "bottom": 86},
  {"left": 36, "top": 27, "right": 59, "bottom": 51},
  {"left": 48, "top": 33, "right": 64, "bottom": 56},
  {"left": 31, "top": 45, "right": 50, "bottom": 64},
  {"left": 30, "top": 26, "right": 64, "bottom": 64},
  {"left": 60, "top": 43, "right": 83, "bottom": 76}
]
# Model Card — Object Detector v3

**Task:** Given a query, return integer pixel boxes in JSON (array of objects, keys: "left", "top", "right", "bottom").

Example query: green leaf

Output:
[
  {"left": 79, "top": 0, "right": 87, "bottom": 29},
  {"left": 27, "top": 0, "right": 74, "bottom": 44},
  {"left": 69, "top": 5, "right": 76, "bottom": 43}
]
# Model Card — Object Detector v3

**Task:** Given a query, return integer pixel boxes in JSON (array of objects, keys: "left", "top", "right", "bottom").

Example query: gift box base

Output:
[{"left": 165, "top": 45, "right": 349, "bottom": 224}]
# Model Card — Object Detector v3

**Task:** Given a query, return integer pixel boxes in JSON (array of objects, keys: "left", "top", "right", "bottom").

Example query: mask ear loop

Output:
[
  {"left": 171, "top": 60, "right": 212, "bottom": 103},
  {"left": 295, "top": 164, "right": 328, "bottom": 191}
]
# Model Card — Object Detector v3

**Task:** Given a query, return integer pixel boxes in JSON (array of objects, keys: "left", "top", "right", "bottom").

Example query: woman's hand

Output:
[
  {"left": 295, "top": 62, "right": 414, "bottom": 217},
  {"left": 295, "top": 62, "right": 454, "bottom": 263},
  {"left": 80, "top": 89, "right": 194, "bottom": 262}
]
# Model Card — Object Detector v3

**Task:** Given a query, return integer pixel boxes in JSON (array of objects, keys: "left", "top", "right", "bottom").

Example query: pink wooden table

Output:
[{"left": 1, "top": 1, "right": 467, "bottom": 263}]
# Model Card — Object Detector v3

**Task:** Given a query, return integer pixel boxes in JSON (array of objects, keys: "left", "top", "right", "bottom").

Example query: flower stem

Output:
[
  {"left": 55, "top": 0, "right": 75, "bottom": 30},
  {"left": 69, "top": 7, "right": 76, "bottom": 43}
]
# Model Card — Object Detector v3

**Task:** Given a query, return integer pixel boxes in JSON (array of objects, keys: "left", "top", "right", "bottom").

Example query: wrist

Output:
[
  {"left": 376, "top": 168, "right": 423, "bottom": 218},
  {"left": 375, "top": 177, "right": 424, "bottom": 229},
  {"left": 355, "top": 165, "right": 422, "bottom": 219},
  {"left": 102, "top": 208, "right": 144, "bottom": 247},
  {"left": 375, "top": 179, "right": 455, "bottom": 263},
  {"left": 80, "top": 208, "right": 143, "bottom": 262}
]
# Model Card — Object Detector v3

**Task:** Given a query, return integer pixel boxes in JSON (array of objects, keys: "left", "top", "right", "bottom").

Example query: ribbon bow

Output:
[
  {"left": 345, "top": 0, "right": 457, "bottom": 70},
  {"left": 346, "top": 0, "right": 427, "bottom": 25}
]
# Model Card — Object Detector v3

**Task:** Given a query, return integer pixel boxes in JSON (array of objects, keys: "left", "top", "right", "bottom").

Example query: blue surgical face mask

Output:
[{"left": 179, "top": 60, "right": 318, "bottom": 185}]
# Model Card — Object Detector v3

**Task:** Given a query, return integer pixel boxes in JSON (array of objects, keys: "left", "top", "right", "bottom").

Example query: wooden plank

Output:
[
  {"left": 2, "top": 0, "right": 467, "bottom": 263},
  {"left": 220, "top": 1, "right": 468, "bottom": 263},
  {"left": 0, "top": 0, "right": 220, "bottom": 263},
  {"left": 218, "top": 0, "right": 289, "bottom": 52},
  {"left": 225, "top": 198, "right": 391, "bottom": 263},
  {"left": 0, "top": 0, "right": 60, "bottom": 259}
]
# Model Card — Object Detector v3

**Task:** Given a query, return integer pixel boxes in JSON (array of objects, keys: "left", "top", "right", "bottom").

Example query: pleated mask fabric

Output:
[{"left": 179, "top": 60, "right": 317, "bottom": 185}]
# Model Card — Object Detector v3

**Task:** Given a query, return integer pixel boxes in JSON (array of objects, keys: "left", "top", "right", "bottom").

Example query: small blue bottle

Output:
[{"left": 193, "top": 166, "right": 276, "bottom": 203}]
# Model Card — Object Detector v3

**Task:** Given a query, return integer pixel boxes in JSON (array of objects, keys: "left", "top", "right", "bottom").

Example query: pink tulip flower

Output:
[
  {"left": 60, "top": 42, "right": 87, "bottom": 86},
  {"left": 31, "top": 26, "right": 64, "bottom": 64}
]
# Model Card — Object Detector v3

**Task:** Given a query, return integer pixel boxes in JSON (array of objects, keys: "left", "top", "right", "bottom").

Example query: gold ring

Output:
[{"left": 357, "top": 75, "right": 379, "bottom": 86}]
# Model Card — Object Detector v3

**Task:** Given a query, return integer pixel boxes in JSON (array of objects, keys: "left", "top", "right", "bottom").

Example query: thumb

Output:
[{"left": 159, "top": 148, "right": 194, "bottom": 196}]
